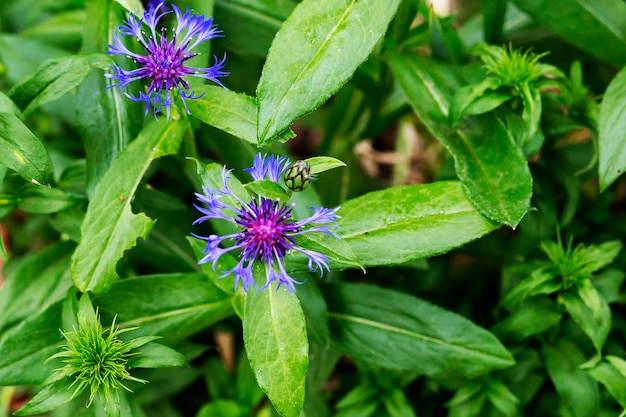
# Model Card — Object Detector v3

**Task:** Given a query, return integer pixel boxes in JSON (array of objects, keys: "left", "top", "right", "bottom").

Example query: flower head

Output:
[
  {"left": 474, "top": 43, "right": 560, "bottom": 90},
  {"left": 47, "top": 314, "right": 146, "bottom": 406},
  {"left": 193, "top": 154, "right": 339, "bottom": 292},
  {"left": 106, "top": 1, "right": 228, "bottom": 118}
]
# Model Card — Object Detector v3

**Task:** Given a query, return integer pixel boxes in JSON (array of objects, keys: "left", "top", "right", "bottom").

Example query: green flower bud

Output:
[{"left": 284, "top": 160, "right": 311, "bottom": 192}]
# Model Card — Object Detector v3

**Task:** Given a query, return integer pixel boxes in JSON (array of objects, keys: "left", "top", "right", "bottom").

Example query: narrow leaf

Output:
[
  {"left": 599, "top": 64, "right": 626, "bottom": 190},
  {"left": 257, "top": 0, "right": 402, "bottom": 143},
  {"left": 244, "top": 284, "right": 308, "bottom": 417},
  {"left": 8, "top": 54, "right": 108, "bottom": 117},
  {"left": 322, "top": 283, "right": 515, "bottom": 377},
  {"left": 305, "top": 156, "right": 347, "bottom": 175},
  {"left": 71, "top": 117, "right": 187, "bottom": 293},
  {"left": 0, "top": 112, "right": 53, "bottom": 184},
  {"left": 337, "top": 181, "right": 498, "bottom": 267}
]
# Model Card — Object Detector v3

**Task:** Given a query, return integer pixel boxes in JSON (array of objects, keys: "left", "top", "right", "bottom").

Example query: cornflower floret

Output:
[
  {"left": 106, "top": 1, "right": 228, "bottom": 118},
  {"left": 193, "top": 154, "right": 340, "bottom": 292}
]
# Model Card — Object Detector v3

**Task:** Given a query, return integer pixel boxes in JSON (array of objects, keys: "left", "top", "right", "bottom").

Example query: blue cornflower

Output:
[
  {"left": 193, "top": 154, "right": 340, "bottom": 292},
  {"left": 106, "top": 1, "right": 228, "bottom": 118}
]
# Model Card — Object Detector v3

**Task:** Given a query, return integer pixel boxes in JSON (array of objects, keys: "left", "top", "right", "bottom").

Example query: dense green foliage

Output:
[{"left": 1, "top": 0, "right": 626, "bottom": 416}]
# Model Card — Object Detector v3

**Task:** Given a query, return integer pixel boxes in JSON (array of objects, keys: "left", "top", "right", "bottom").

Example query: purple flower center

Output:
[
  {"left": 138, "top": 32, "right": 194, "bottom": 94},
  {"left": 236, "top": 198, "right": 298, "bottom": 263}
]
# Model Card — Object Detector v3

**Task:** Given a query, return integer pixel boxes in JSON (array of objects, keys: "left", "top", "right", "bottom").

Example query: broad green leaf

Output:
[
  {"left": 215, "top": 0, "right": 297, "bottom": 56},
  {"left": 0, "top": 112, "right": 53, "bottom": 184},
  {"left": 599, "top": 64, "right": 626, "bottom": 191},
  {"left": 387, "top": 52, "right": 532, "bottom": 227},
  {"left": 245, "top": 179, "right": 290, "bottom": 202},
  {"left": 543, "top": 340, "right": 600, "bottom": 417},
  {"left": 71, "top": 117, "right": 187, "bottom": 293},
  {"left": 305, "top": 156, "right": 347, "bottom": 175},
  {"left": 256, "top": 0, "right": 402, "bottom": 143},
  {"left": 187, "top": 85, "right": 295, "bottom": 146},
  {"left": 337, "top": 181, "right": 498, "bottom": 267},
  {"left": 0, "top": 301, "right": 63, "bottom": 385},
  {"left": 8, "top": 54, "right": 108, "bottom": 117},
  {"left": 95, "top": 273, "right": 234, "bottom": 340},
  {"left": 14, "top": 379, "right": 74, "bottom": 416},
  {"left": 512, "top": 0, "right": 626, "bottom": 67},
  {"left": 587, "top": 359, "right": 626, "bottom": 408},
  {"left": 0, "top": 242, "right": 74, "bottom": 333},
  {"left": 322, "top": 283, "right": 515, "bottom": 377},
  {"left": 126, "top": 343, "right": 186, "bottom": 369},
  {"left": 244, "top": 284, "right": 308, "bottom": 417},
  {"left": 78, "top": 0, "right": 143, "bottom": 198}
]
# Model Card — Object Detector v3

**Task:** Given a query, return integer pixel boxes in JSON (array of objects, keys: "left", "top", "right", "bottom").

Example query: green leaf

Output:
[
  {"left": 244, "top": 284, "right": 308, "bottom": 417},
  {"left": 196, "top": 400, "right": 243, "bottom": 417},
  {"left": 429, "top": 7, "right": 466, "bottom": 65},
  {"left": 95, "top": 273, "right": 234, "bottom": 340},
  {"left": 71, "top": 117, "right": 187, "bottom": 293},
  {"left": 256, "top": 0, "right": 402, "bottom": 143},
  {"left": 0, "top": 241, "right": 74, "bottom": 333},
  {"left": 0, "top": 300, "right": 63, "bottom": 385},
  {"left": 322, "top": 283, "right": 515, "bottom": 377},
  {"left": 449, "top": 78, "right": 505, "bottom": 126},
  {"left": 8, "top": 54, "right": 108, "bottom": 117},
  {"left": 290, "top": 232, "right": 362, "bottom": 270},
  {"left": 126, "top": 343, "right": 186, "bottom": 369},
  {"left": 387, "top": 52, "right": 532, "bottom": 227},
  {"left": 14, "top": 379, "right": 75, "bottom": 416},
  {"left": 0, "top": 91, "right": 22, "bottom": 117},
  {"left": 512, "top": 0, "right": 626, "bottom": 67},
  {"left": 383, "top": 389, "right": 417, "bottom": 417},
  {"left": 543, "top": 340, "right": 600, "bottom": 417},
  {"left": 560, "top": 283, "right": 611, "bottom": 353},
  {"left": 305, "top": 156, "right": 347, "bottom": 175},
  {"left": 0, "top": 112, "right": 53, "bottom": 184},
  {"left": 78, "top": 0, "right": 143, "bottom": 198},
  {"left": 587, "top": 359, "right": 626, "bottom": 408},
  {"left": 245, "top": 179, "right": 290, "bottom": 203},
  {"left": 337, "top": 181, "right": 498, "bottom": 267},
  {"left": 113, "top": 0, "right": 143, "bottom": 13},
  {"left": 491, "top": 298, "right": 562, "bottom": 342},
  {"left": 296, "top": 280, "right": 330, "bottom": 346},
  {"left": 187, "top": 85, "right": 295, "bottom": 146},
  {"left": 520, "top": 83, "right": 542, "bottom": 146},
  {"left": 17, "top": 185, "right": 84, "bottom": 214},
  {"left": 599, "top": 64, "right": 626, "bottom": 191},
  {"left": 215, "top": 0, "right": 297, "bottom": 56}
]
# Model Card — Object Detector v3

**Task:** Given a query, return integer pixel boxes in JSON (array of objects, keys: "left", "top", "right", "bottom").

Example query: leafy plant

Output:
[{"left": 0, "top": 0, "right": 626, "bottom": 416}]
